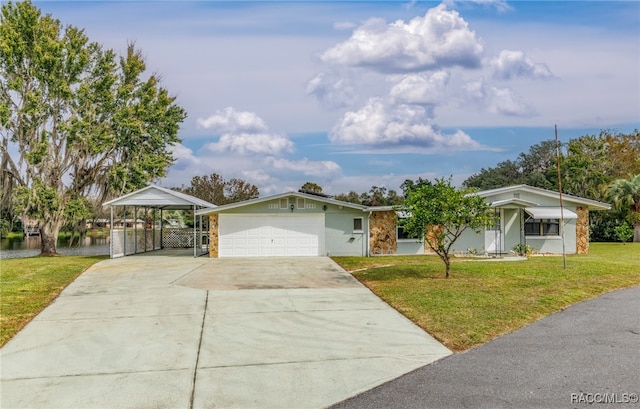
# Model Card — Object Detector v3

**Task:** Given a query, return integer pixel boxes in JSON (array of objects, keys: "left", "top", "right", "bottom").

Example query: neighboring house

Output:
[
  {"left": 86, "top": 218, "right": 110, "bottom": 229},
  {"left": 463, "top": 185, "right": 610, "bottom": 255},
  {"left": 86, "top": 218, "right": 146, "bottom": 230},
  {"left": 196, "top": 185, "right": 610, "bottom": 258}
]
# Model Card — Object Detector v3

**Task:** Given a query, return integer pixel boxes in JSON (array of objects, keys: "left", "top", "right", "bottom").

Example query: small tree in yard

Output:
[
  {"left": 399, "top": 178, "right": 492, "bottom": 278},
  {"left": 613, "top": 222, "right": 634, "bottom": 244}
]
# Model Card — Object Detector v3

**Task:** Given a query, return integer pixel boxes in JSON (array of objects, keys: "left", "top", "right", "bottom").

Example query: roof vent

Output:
[{"left": 514, "top": 193, "right": 520, "bottom": 198}]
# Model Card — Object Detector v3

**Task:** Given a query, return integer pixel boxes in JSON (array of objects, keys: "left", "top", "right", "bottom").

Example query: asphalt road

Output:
[{"left": 331, "top": 286, "right": 640, "bottom": 409}]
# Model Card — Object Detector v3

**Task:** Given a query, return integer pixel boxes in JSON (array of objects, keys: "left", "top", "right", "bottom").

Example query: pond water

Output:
[{"left": 0, "top": 236, "right": 109, "bottom": 259}]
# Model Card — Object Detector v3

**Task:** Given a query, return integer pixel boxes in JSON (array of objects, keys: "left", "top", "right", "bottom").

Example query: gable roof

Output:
[
  {"left": 195, "top": 191, "right": 367, "bottom": 215},
  {"left": 104, "top": 185, "right": 216, "bottom": 210},
  {"left": 475, "top": 185, "right": 610, "bottom": 210}
]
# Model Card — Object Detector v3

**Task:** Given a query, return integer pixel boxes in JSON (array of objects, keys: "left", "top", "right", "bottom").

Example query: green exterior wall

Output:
[{"left": 211, "top": 196, "right": 367, "bottom": 257}]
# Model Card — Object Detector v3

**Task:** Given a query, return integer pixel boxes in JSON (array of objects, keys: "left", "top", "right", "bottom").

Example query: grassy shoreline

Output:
[
  {"left": 0, "top": 255, "right": 108, "bottom": 347},
  {"left": 1, "top": 228, "right": 110, "bottom": 240},
  {"left": 333, "top": 243, "right": 640, "bottom": 352}
]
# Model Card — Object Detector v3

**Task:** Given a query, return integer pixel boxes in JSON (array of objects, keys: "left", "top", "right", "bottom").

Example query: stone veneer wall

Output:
[
  {"left": 369, "top": 211, "right": 397, "bottom": 255},
  {"left": 423, "top": 225, "right": 441, "bottom": 254},
  {"left": 576, "top": 206, "right": 589, "bottom": 254},
  {"left": 209, "top": 213, "right": 219, "bottom": 257}
]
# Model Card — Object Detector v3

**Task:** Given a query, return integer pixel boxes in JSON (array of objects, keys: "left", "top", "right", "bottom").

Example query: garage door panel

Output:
[{"left": 219, "top": 214, "right": 324, "bottom": 257}]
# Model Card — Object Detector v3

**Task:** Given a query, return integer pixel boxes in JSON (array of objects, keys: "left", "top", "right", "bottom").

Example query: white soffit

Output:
[{"left": 525, "top": 207, "right": 578, "bottom": 219}]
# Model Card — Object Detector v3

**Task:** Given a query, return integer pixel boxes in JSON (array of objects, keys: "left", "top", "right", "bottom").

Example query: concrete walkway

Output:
[{"left": 1, "top": 252, "right": 451, "bottom": 409}]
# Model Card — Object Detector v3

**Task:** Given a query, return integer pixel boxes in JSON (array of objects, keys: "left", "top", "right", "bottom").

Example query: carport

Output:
[{"left": 104, "top": 185, "right": 216, "bottom": 258}]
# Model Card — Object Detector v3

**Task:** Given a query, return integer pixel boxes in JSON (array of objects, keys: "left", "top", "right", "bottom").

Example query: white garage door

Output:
[{"left": 219, "top": 214, "right": 325, "bottom": 257}]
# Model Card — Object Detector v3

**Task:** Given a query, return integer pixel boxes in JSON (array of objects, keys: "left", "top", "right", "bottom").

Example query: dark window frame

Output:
[
  {"left": 397, "top": 225, "right": 418, "bottom": 240},
  {"left": 353, "top": 217, "right": 363, "bottom": 232},
  {"left": 525, "top": 218, "right": 560, "bottom": 236}
]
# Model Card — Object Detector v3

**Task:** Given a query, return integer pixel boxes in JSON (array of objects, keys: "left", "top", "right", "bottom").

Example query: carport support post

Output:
[
  {"left": 144, "top": 207, "right": 147, "bottom": 253},
  {"left": 193, "top": 205, "right": 197, "bottom": 257},
  {"left": 197, "top": 213, "right": 201, "bottom": 256},
  {"left": 109, "top": 206, "right": 114, "bottom": 258},
  {"left": 134, "top": 206, "right": 138, "bottom": 254},
  {"left": 123, "top": 206, "right": 127, "bottom": 256},
  {"left": 152, "top": 208, "right": 156, "bottom": 250}
]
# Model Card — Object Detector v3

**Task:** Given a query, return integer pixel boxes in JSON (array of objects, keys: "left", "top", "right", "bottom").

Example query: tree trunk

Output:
[
  {"left": 39, "top": 220, "right": 61, "bottom": 256},
  {"left": 634, "top": 223, "right": 640, "bottom": 243},
  {"left": 444, "top": 256, "right": 451, "bottom": 279}
]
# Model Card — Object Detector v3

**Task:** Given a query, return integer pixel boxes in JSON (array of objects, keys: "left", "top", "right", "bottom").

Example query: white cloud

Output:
[
  {"left": 489, "top": 50, "right": 554, "bottom": 80},
  {"left": 320, "top": 4, "right": 484, "bottom": 73},
  {"left": 389, "top": 71, "right": 450, "bottom": 106},
  {"left": 197, "top": 107, "right": 268, "bottom": 133},
  {"left": 241, "top": 169, "right": 276, "bottom": 185},
  {"left": 464, "top": 79, "right": 536, "bottom": 116},
  {"left": 263, "top": 157, "right": 341, "bottom": 177},
  {"left": 329, "top": 97, "right": 482, "bottom": 150},
  {"left": 198, "top": 107, "right": 295, "bottom": 156},
  {"left": 170, "top": 143, "right": 200, "bottom": 171},
  {"left": 206, "top": 133, "right": 294, "bottom": 156},
  {"left": 306, "top": 72, "right": 356, "bottom": 109}
]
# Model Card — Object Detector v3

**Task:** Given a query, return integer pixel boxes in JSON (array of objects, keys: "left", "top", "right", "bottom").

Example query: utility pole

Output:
[{"left": 555, "top": 125, "right": 567, "bottom": 269}]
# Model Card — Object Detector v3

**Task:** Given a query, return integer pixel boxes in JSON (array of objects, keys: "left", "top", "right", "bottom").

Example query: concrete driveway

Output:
[{"left": 1, "top": 251, "right": 450, "bottom": 409}]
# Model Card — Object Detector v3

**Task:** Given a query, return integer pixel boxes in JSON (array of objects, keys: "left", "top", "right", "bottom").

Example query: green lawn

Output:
[
  {"left": 332, "top": 243, "right": 640, "bottom": 352},
  {"left": 0, "top": 255, "right": 108, "bottom": 347}
]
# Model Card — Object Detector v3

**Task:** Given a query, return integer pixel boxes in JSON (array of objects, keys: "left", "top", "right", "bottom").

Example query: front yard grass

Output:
[
  {"left": 332, "top": 243, "right": 640, "bottom": 352},
  {"left": 0, "top": 255, "right": 108, "bottom": 347}
]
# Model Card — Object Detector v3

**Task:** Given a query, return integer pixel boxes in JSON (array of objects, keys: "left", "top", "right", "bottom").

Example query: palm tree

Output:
[{"left": 606, "top": 174, "right": 640, "bottom": 242}]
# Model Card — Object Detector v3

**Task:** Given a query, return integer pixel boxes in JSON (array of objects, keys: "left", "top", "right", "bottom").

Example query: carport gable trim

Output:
[
  {"left": 104, "top": 185, "right": 216, "bottom": 210},
  {"left": 195, "top": 191, "right": 367, "bottom": 215}
]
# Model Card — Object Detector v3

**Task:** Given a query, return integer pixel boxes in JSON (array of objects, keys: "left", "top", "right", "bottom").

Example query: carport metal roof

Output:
[{"left": 104, "top": 185, "right": 216, "bottom": 210}]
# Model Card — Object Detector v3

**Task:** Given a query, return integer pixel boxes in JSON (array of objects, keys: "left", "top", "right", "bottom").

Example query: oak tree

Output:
[
  {"left": 183, "top": 173, "right": 259, "bottom": 205},
  {"left": 1, "top": 1, "right": 186, "bottom": 255}
]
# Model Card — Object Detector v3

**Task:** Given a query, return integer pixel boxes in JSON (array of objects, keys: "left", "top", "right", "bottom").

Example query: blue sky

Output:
[{"left": 36, "top": 0, "right": 640, "bottom": 195}]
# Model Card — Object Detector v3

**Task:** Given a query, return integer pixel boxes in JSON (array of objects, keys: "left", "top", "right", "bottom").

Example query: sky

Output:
[{"left": 35, "top": 0, "right": 640, "bottom": 196}]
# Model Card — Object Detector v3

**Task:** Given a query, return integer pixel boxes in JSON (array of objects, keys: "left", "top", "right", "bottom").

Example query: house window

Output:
[
  {"left": 397, "top": 226, "right": 418, "bottom": 240},
  {"left": 353, "top": 218, "right": 363, "bottom": 233},
  {"left": 268, "top": 203, "right": 278, "bottom": 209},
  {"left": 297, "top": 198, "right": 305, "bottom": 209},
  {"left": 279, "top": 198, "right": 288, "bottom": 209},
  {"left": 525, "top": 219, "right": 560, "bottom": 236}
]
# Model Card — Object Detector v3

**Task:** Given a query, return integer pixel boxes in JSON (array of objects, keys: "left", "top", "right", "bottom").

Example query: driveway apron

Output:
[{"left": 1, "top": 253, "right": 450, "bottom": 409}]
